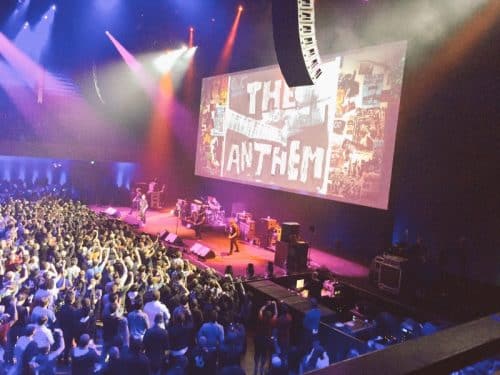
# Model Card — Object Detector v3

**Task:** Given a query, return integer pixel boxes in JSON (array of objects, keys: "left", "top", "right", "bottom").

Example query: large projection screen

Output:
[{"left": 195, "top": 41, "right": 407, "bottom": 209}]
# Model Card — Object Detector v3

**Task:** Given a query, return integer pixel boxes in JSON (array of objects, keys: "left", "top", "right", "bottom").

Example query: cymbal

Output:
[{"left": 193, "top": 199, "right": 203, "bottom": 204}]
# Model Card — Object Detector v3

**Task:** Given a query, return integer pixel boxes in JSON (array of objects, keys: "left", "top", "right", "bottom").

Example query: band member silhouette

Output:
[
  {"left": 139, "top": 194, "right": 148, "bottom": 225},
  {"left": 228, "top": 219, "right": 240, "bottom": 255},
  {"left": 192, "top": 207, "right": 206, "bottom": 240}
]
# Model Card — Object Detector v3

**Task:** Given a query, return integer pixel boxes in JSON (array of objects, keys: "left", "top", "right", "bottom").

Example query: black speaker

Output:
[
  {"left": 257, "top": 217, "right": 277, "bottom": 248},
  {"left": 274, "top": 241, "right": 308, "bottom": 273},
  {"left": 159, "top": 230, "right": 169, "bottom": 240},
  {"left": 281, "top": 222, "right": 300, "bottom": 243},
  {"left": 287, "top": 241, "right": 309, "bottom": 273},
  {"left": 159, "top": 231, "right": 184, "bottom": 246},
  {"left": 166, "top": 233, "right": 184, "bottom": 246},
  {"left": 274, "top": 241, "right": 289, "bottom": 269},
  {"left": 272, "top": 0, "right": 322, "bottom": 87},
  {"left": 190, "top": 243, "right": 215, "bottom": 260},
  {"left": 103, "top": 207, "right": 120, "bottom": 218}
]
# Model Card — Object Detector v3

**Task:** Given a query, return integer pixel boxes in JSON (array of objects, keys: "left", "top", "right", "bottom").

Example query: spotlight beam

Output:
[
  {"left": 2, "top": 0, "right": 31, "bottom": 36},
  {"left": 153, "top": 46, "right": 187, "bottom": 74},
  {"left": 402, "top": 0, "right": 500, "bottom": 119},
  {"left": 188, "top": 27, "right": 194, "bottom": 48},
  {"left": 0, "top": 60, "right": 41, "bottom": 126},
  {"left": 14, "top": 5, "right": 55, "bottom": 63},
  {"left": 144, "top": 74, "right": 175, "bottom": 176},
  {"left": 184, "top": 27, "right": 197, "bottom": 104},
  {"left": 0, "top": 32, "right": 60, "bottom": 94},
  {"left": 215, "top": 6, "right": 243, "bottom": 75},
  {"left": 0, "top": 32, "right": 122, "bottom": 143},
  {"left": 105, "top": 31, "right": 155, "bottom": 97}
]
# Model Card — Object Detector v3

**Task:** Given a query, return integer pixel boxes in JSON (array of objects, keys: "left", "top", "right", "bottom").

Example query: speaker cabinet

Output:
[
  {"left": 190, "top": 243, "right": 215, "bottom": 260},
  {"left": 281, "top": 222, "right": 300, "bottom": 243},
  {"left": 257, "top": 217, "right": 277, "bottom": 248},
  {"left": 272, "top": 0, "right": 322, "bottom": 87},
  {"left": 288, "top": 241, "right": 309, "bottom": 273},
  {"left": 275, "top": 241, "right": 289, "bottom": 269},
  {"left": 160, "top": 231, "right": 184, "bottom": 246},
  {"left": 274, "top": 240, "right": 308, "bottom": 273}
]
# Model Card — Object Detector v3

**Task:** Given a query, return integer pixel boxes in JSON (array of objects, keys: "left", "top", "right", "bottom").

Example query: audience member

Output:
[
  {"left": 143, "top": 314, "right": 170, "bottom": 375},
  {"left": 254, "top": 300, "right": 278, "bottom": 375},
  {"left": 71, "top": 334, "right": 100, "bottom": 375}
]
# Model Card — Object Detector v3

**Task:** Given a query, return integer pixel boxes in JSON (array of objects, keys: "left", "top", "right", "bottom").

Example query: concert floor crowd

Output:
[{"left": 0, "top": 181, "right": 330, "bottom": 375}]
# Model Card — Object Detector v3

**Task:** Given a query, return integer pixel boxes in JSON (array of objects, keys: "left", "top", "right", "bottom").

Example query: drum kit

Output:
[{"left": 175, "top": 196, "right": 225, "bottom": 226}]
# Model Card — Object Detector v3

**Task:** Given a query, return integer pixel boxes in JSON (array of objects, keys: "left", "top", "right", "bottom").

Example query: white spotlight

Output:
[
  {"left": 153, "top": 47, "right": 187, "bottom": 74},
  {"left": 185, "top": 46, "right": 198, "bottom": 58}
]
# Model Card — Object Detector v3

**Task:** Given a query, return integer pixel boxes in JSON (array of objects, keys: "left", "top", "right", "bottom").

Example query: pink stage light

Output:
[
  {"left": 0, "top": 32, "right": 60, "bottom": 93},
  {"left": 0, "top": 32, "right": 123, "bottom": 144},
  {"left": 0, "top": 61, "right": 42, "bottom": 126},
  {"left": 105, "top": 31, "right": 141, "bottom": 72},
  {"left": 105, "top": 31, "right": 155, "bottom": 97}
]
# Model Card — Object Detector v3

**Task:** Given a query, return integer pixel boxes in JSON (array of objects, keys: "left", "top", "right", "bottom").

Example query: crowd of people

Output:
[
  {"left": 0, "top": 179, "right": 72, "bottom": 203},
  {"left": 0, "top": 181, "right": 331, "bottom": 374}
]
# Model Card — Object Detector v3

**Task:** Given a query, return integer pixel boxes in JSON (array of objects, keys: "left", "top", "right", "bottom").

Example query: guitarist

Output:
[{"left": 228, "top": 219, "right": 240, "bottom": 255}]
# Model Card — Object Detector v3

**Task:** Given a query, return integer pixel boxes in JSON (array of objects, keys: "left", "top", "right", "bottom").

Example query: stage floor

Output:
[{"left": 92, "top": 206, "right": 368, "bottom": 280}]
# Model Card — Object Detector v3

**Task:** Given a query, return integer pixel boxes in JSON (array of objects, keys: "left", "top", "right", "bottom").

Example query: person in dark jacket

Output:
[
  {"left": 102, "top": 303, "right": 123, "bottom": 356},
  {"left": 71, "top": 334, "right": 100, "bottom": 375},
  {"left": 143, "top": 314, "right": 170, "bottom": 375},
  {"left": 100, "top": 346, "right": 122, "bottom": 375},
  {"left": 56, "top": 291, "right": 78, "bottom": 363},
  {"left": 119, "top": 338, "right": 151, "bottom": 375}
]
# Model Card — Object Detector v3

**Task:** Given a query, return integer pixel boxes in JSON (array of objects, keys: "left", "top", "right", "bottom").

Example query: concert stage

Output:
[{"left": 92, "top": 206, "right": 368, "bottom": 280}]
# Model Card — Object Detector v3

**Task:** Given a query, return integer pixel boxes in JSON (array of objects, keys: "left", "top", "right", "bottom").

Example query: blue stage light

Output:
[{"left": 14, "top": 6, "right": 55, "bottom": 62}]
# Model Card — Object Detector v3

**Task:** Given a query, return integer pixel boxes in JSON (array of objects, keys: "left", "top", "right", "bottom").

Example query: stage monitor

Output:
[
  {"left": 378, "top": 262, "right": 402, "bottom": 295},
  {"left": 195, "top": 41, "right": 407, "bottom": 210}
]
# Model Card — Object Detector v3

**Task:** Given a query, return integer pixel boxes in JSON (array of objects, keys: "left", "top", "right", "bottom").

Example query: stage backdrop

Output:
[{"left": 195, "top": 41, "right": 407, "bottom": 210}]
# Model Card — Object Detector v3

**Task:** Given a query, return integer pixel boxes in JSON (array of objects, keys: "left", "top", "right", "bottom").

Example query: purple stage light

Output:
[{"left": 96, "top": 0, "right": 119, "bottom": 12}]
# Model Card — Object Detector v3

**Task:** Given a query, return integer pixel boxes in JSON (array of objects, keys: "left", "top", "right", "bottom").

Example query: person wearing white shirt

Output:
[
  {"left": 144, "top": 290, "right": 170, "bottom": 326},
  {"left": 33, "top": 315, "right": 55, "bottom": 349}
]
